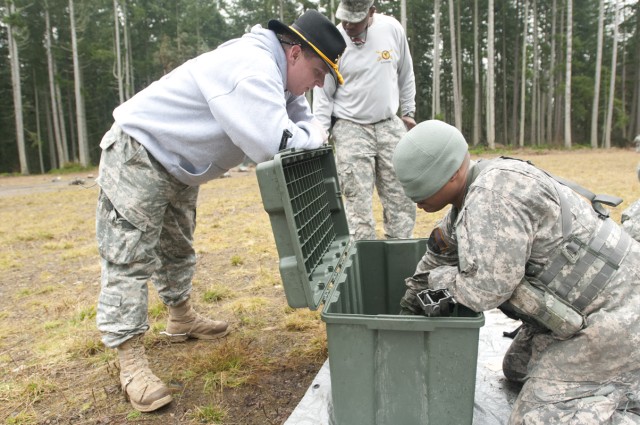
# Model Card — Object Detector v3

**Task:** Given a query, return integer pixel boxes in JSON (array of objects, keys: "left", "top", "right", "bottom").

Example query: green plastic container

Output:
[{"left": 257, "top": 147, "right": 484, "bottom": 425}]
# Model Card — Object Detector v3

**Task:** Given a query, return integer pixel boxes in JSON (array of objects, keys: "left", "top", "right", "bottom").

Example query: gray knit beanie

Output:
[{"left": 392, "top": 120, "right": 468, "bottom": 202}]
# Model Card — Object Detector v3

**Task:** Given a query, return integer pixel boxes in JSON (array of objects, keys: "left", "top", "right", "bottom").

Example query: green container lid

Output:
[{"left": 257, "top": 147, "right": 351, "bottom": 310}]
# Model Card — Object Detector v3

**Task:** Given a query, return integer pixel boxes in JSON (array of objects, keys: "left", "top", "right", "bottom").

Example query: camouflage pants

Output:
[
  {"left": 502, "top": 324, "right": 535, "bottom": 383},
  {"left": 95, "top": 124, "right": 199, "bottom": 348},
  {"left": 504, "top": 326, "right": 640, "bottom": 424},
  {"left": 332, "top": 116, "right": 416, "bottom": 240}
]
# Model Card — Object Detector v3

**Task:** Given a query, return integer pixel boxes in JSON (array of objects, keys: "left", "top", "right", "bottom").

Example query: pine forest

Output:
[{"left": 0, "top": 0, "right": 639, "bottom": 174}]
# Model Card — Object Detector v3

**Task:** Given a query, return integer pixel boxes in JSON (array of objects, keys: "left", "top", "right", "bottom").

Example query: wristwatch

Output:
[{"left": 404, "top": 111, "right": 415, "bottom": 119}]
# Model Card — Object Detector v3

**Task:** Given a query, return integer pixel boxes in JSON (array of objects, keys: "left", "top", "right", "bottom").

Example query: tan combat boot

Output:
[
  {"left": 163, "top": 299, "right": 230, "bottom": 342},
  {"left": 117, "top": 335, "right": 173, "bottom": 412}
]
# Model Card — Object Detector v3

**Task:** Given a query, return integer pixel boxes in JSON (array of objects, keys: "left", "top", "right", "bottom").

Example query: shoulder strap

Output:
[
  {"left": 497, "top": 156, "right": 622, "bottom": 219},
  {"left": 543, "top": 173, "right": 622, "bottom": 219}
]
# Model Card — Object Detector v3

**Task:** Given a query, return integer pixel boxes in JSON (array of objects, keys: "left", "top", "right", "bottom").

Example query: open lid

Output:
[{"left": 257, "top": 147, "right": 351, "bottom": 310}]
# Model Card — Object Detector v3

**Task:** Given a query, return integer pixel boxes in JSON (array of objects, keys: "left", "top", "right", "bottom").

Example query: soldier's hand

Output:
[
  {"left": 399, "top": 289, "right": 423, "bottom": 315},
  {"left": 399, "top": 306, "right": 419, "bottom": 315}
]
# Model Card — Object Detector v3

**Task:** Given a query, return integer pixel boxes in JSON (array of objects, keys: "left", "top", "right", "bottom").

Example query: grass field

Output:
[{"left": 1, "top": 148, "right": 639, "bottom": 424}]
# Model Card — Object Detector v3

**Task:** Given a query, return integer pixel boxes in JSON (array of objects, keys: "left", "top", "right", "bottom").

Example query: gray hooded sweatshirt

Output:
[{"left": 112, "top": 25, "right": 324, "bottom": 186}]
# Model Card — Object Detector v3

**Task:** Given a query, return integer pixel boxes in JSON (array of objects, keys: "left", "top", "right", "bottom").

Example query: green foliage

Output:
[
  {"left": 5, "top": 411, "right": 37, "bottom": 425},
  {"left": 22, "top": 377, "right": 56, "bottom": 401},
  {"left": 0, "top": 0, "right": 639, "bottom": 174},
  {"left": 191, "top": 404, "right": 226, "bottom": 423},
  {"left": 203, "top": 285, "right": 233, "bottom": 302},
  {"left": 572, "top": 75, "right": 596, "bottom": 142},
  {"left": 148, "top": 301, "right": 167, "bottom": 320},
  {"left": 48, "top": 162, "right": 94, "bottom": 175},
  {"left": 125, "top": 410, "right": 142, "bottom": 420},
  {"left": 68, "top": 337, "right": 106, "bottom": 358},
  {"left": 73, "top": 305, "right": 97, "bottom": 324}
]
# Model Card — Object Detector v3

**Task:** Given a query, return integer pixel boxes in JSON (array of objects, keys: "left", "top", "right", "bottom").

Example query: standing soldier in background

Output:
[
  {"left": 313, "top": 0, "right": 417, "bottom": 240},
  {"left": 95, "top": 10, "right": 345, "bottom": 413}
]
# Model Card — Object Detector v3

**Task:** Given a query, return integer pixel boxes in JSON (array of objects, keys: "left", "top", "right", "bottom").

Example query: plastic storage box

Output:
[{"left": 257, "top": 147, "right": 484, "bottom": 425}]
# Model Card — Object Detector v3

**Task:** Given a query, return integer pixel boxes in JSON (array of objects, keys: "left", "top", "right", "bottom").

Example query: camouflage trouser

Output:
[
  {"left": 332, "top": 116, "right": 416, "bottom": 240},
  {"left": 502, "top": 324, "right": 535, "bottom": 383},
  {"left": 622, "top": 199, "right": 640, "bottom": 243},
  {"left": 504, "top": 326, "right": 640, "bottom": 424},
  {"left": 509, "top": 377, "right": 640, "bottom": 424},
  {"left": 95, "top": 124, "right": 199, "bottom": 348}
]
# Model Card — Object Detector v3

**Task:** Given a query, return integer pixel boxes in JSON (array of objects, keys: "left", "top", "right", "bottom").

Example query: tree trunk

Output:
[
  {"left": 564, "top": 0, "right": 572, "bottom": 148},
  {"left": 473, "top": 0, "right": 481, "bottom": 146},
  {"left": 448, "top": 0, "right": 462, "bottom": 129},
  {"left": 56, "top": 80, "right": 69, "bottom": 162},
  {"left": 432, "top": 0, "right": 441, "bottom": 118},
  {"left": 45, "top": 3, "right": 67, "bottom": 166},
  {"left": 554, "top": 4, "right": 566, "bottom": 142},
  {"left": 34, "top": 70, "right": 44, "bottom": 173},
  {"left": 69, "top": 0, "right": 90, "bottom": 166},
  {"left": 486, "top": 0, "right": 495, "bottom": 149},
  {"left": 113, "top": 0, "right": 124, "bottom": 104},
  {"left": 67, "top": 92, "right": 77, "bottom": 161},
  {"left": 400, "top": 0, "right": 406, "bottom": 31},
  {"left": 6, "top": 0, "right": 29, "bottom": 174},
  {"left": 511, "top": 0, "right": 522, "bottom": 144},
  {"left": 604, "top": 0, "right": 619, "bottom": 149},
  {"left": 619, "top": 5, "right": 627, "bottom": 140},
  {"left": 501, "top": 4, "right": 509, "bottom": 146},
  {"left": 530, "top": 0, "right": 538, "bottom": 145},
  {"left": 519, "top": 0, "right": 529, "bottom": 148},
  {"left": 590, "top": 0, "right": 604, "bottom": 148},
  {"left": 45, "top": 92, "right": 57, "bottom": 170},
  {"left": 122, "top": 0, "right": 133, "bottom": 99},
  {"left": 630, "top": 2, "right": 640, "bottom": 138},
  {"left": 456, "top": 0, "right": 462, "bottom": 100},
  {"left": 546, "top": 0, "right": 557, "bottom": 144}
]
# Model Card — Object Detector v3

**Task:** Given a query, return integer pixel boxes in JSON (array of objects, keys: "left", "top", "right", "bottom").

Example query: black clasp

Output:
[{"left": 278, "top": 129, "right": 293, "bottom": 151}]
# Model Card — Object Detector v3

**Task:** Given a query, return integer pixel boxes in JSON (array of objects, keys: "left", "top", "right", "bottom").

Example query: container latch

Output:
[{"left": 417, "top": 288, "right": 458, "bottom": 317}]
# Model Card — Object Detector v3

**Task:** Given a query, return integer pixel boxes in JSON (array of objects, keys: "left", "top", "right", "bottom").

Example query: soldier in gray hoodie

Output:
[{"left": 95, "top": 10, "right": 345, "bottom": 412}]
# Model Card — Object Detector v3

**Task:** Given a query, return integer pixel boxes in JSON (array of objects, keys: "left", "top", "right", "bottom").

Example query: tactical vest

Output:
[{"left": 470, "top": 158, "right": 632, "bottom": 340}]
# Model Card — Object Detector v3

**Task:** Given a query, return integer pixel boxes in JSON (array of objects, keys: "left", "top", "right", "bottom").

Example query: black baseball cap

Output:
[{"left": 269, "top": 10, "right": 346, "bottom": 85}]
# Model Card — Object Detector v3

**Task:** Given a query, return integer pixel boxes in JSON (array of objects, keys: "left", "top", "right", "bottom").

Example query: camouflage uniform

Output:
[
  {"left": 622, "top": 199, "right": 640, "bottom": 243},
  {"left": 620, "top": 161, "right": 640, "bottom": 244},
  {"left": 634, "top": 134, "right": 640, "bottom": 152},
  {"left": 401, "top": 158, "right": 640, "bottom": 424},
  {"left": 96, "top": 124, "right": 198, "bottom": 348},
  {"left": 333, "top": 116, "right": 416, "bottom": 240}
]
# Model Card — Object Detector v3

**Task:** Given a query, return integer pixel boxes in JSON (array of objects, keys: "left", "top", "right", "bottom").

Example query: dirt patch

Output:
[{"left": 0, "top": 172, "right": 97, "bottom": 198}]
